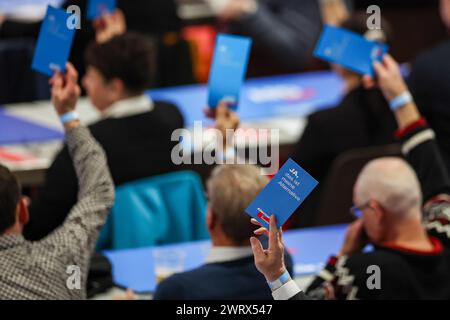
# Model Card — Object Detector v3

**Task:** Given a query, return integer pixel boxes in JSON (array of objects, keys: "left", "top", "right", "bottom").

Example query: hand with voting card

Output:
[
  {"left": 31, "top": 6, "right": 76, "bottom": 77},
  {"left": 87, "top": 0, "right": 117, "bottom": 20},
  {"left": 208, "top": 34, "right": 252, "bottom": 110},
  {"left": 245, "top": 158, "right": 319, "bottom": 229},
  {"left": 314, "top": 25, "right": 388, "bottom": 76}
]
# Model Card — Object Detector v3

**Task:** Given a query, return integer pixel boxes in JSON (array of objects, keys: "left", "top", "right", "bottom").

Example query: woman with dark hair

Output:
[{"left": 291, "top": 13, "right": 398, "bottom": 228}]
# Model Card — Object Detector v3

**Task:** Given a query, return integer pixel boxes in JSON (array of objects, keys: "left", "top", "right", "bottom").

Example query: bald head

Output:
[{"left": 354, "top": 157, "right": 422, "bottom": 220}]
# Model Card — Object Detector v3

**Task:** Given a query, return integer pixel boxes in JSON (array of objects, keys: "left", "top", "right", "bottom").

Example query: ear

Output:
[
  {"left": 206, "top": 205, "right": 216, "bottom": 232},
  {"left": 17, "top": 197, "right": 29, "bottom": 226},
  {"left": 108, "top": 78, "right": 126, "bottom": 99}
]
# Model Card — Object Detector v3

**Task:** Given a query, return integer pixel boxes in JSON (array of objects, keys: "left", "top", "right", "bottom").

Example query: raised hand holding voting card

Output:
[
  {"left": 246, "top": 158, "right": 319, "bottom": 229},
  {"left": 208, "top": 34, "right": 252, "bottom": 110},
  {"left": 31, "top": 6, "right": 76, "bottom": 77},
  {"left": 87, "top": 0, "right": 117, "bottom": 20},
  {"left": 314, "top": 25, "right": 388, "bottom": 76}
]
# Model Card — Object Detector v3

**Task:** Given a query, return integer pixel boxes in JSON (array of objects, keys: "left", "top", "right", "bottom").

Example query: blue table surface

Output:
[
  {"left": 0, "top": 108, "right": 63, "bottom": 145},
  {"left": 0, "top": 71, "right": 343, "bottom": 146},
  {"left": 103, "top": 224, "right": 347, "bottom": 293},
  {"left": 148, "top": 71, "right": 343, "bottom": 127}
]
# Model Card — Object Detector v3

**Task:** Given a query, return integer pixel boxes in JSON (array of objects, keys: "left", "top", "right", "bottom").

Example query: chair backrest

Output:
[
  {"left": 313, "top": 144, "right": 402, "bottom": 226},
  {"left": 97, "top": 171, "right": 209, "bottom": 250}
]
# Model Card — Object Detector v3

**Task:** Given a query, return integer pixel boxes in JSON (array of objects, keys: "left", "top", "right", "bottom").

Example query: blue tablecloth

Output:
[
  {"left": 0, "top": 71, "right": 343, "bottom": 146},
  {"left": 103, "top": 224, "right": 347, "bottom": 293},
  {"left": 149, "top": 71, "right": 343, "bottom": 127}
]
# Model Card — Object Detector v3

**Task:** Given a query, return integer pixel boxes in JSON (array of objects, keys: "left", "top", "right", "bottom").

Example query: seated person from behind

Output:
[
  {"left": 154, "top": 163, "right": 293, "bottom": 300},
  {"left": 25, "top": 32, "right": 184, "bottom": 241},
  {"left": 291, "top": 13, "right": 398, "bottom": 227},
  {"left": 251, "top": 55, "right": 450, "bottom": 300},
  {"left": 0, "top": 64, "right": 114, "bottom": 299}
]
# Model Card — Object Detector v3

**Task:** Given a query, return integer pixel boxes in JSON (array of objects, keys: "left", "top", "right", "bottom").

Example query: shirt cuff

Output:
[{"left": 271, "top": 279, "right": 302, "bottom": 300}]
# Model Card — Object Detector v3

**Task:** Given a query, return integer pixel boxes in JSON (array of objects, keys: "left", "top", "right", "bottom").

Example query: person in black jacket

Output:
[
  {"left": 290, "top": 13, "right": 397, "bottom": 227},
  {"left": 24, "top": 32, "right": 184, "bottom": 241},
  {"left": 250, "top": 54, "right": 450, "bottom": 300},
  {"left": 406, "top": 0, "right": 450, "bottom": 174}
]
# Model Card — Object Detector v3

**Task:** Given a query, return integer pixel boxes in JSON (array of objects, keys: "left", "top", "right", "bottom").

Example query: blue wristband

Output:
[
  {"left": 389, "top": 91, "right": 413, "bottom": 111},
  {"left": 267, "top": 270, "right": 291, "bottom": 291},
  {"left": 60, "top": 111, "right": 79, "bottom": 124}
]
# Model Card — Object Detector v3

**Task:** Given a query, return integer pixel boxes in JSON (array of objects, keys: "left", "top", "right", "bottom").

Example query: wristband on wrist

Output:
[
  {"left": 60, "top": 111, "right": 79, "bottom": 125},
  {"left": 389, "top": 91, "right": 413, "bottom": 111},
  {"left": 267, "top": 269, "right": 292, "bottom": 291}
]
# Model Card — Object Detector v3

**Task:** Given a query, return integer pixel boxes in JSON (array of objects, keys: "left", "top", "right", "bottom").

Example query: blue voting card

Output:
[
  {"left": 87, "top": 0, "right": 117, "bottom": 20},
  {"left": 207, "top": 34, "right": 252, "bottom": 110},
  {"left": 314, "top": 25, "right": 388, "bottom": 76},
  {"left": 246, "top": 158, "right": 319, "bottom": 229},
  {"left": 31, "top": 6, "right": 76, "bottom": 77}
]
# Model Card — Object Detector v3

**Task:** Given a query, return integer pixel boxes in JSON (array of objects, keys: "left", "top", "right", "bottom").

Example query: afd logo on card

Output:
[
  {"left": 370, "top": 46, "right": 384, "bottom": 60},
  {"left": 247, "top": 85, "right": 315, "bottom": 104},
  {"left": 257, "top": 208, "right": 271, "bottom": 224}
]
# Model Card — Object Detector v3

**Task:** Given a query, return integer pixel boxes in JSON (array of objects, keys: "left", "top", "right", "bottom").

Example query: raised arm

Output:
[
  {"left": 365, "top": 55, "right": 450, "bottom": 247},
  {"left": 364, "top": 55, "right": 450, "bottom": 202},
  {"left": 221, "top": 0, "right": 322, "bottom": 69},
  {"left": 39, "top": 63, "right": 114, "bottom": 260}
]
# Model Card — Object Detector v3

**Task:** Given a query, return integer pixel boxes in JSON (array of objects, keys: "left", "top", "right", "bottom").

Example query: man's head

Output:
[
  {"left": 0, "top": 165, "right": 28, "bottom": 236},
  {"left": 353, "top": 157, "right": 423, "bottom": 244},
  {"left": 441, "top": 0, "right": 450, "bottom": 30},
  {"left": 82, "top": 32, "right": 156, "bottom": 112},
  {"left": 206, "top": 164, "right": 269, "bottom": 247}
]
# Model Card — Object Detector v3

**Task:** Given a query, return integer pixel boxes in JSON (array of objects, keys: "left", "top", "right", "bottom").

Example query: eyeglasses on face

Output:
[{"left": 349, "top": 202, "right": 371, "bottom": 219}]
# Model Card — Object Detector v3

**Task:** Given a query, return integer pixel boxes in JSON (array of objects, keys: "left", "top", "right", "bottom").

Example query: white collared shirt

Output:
[
  {"left": 101, "top": 94, "right": 154, "bottom": 119},
  {"left": 205, "top": 246, "right": 254, "bottom": 264}
]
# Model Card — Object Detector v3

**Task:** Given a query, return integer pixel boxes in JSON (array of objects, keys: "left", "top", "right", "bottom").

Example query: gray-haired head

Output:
[{"left": 206, "top": 164, "right": 269, "bottom": 246}]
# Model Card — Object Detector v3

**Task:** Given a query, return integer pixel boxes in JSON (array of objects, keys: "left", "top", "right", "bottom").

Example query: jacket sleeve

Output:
[
  {"left": 230, "top": 0, "right": 322, "bottom": 69},
  {"left": 24, "top": 145, "right": 79, "bottom": 240},
  {"left": 38, "top": 126, "right": 115, "bottom": 266},
  {"left": 395, "top": 118, "right": 450, "bottom": 248}
]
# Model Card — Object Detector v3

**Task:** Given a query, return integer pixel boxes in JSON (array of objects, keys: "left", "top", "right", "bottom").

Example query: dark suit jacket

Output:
[
  {"left": 154, "top": 252, "right": 294, "bottom": 300},
  {"left": 24, "top": 101, "right": 184, "bottom": 241},
  {"left": 227, "top": 0, "right": 322, "bottom": 76},
  {"left": 291, "top": 87, "right": 398, "bottom": 227},
  {"left": 407, "top": 38, "right": 450, "bottom": 174}
]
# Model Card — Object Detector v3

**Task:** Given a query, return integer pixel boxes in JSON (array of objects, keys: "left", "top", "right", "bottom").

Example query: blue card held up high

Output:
[
  {"left": 31, "top": 6, "right": 76, "bottom": 77},
  {"left": 87, "top": 0, "right": 117, "bottom": 20},
  {"left": 246, "top": 158, "right": 319, "bottom": 229},
  {"left": 207, "top": 34, "right": 252, "bottom": 110},
  {"left": 314, "top": 25, "right": 388, "bottom": 76}
]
